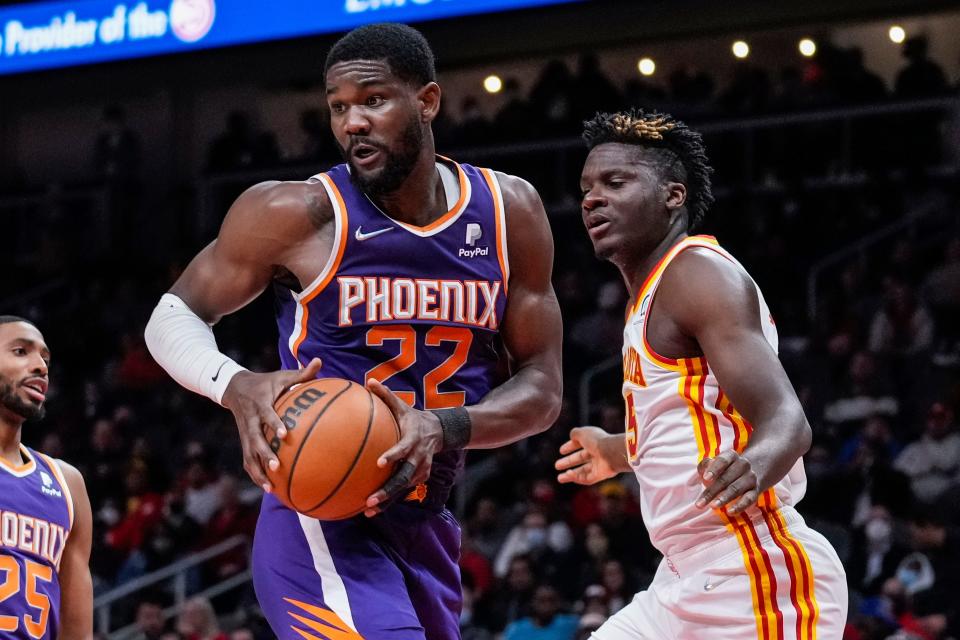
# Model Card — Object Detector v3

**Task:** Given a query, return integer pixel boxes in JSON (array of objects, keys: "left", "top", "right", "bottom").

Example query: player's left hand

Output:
[
  {"left": 364, "top": 379, "right": 443, "bottom": 517},
  {"left": 693, "top": 450, "right": 760, "bottom": 515}
]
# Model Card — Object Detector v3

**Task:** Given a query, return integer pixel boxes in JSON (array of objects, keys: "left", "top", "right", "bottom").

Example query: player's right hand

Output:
[
  {"left": 555, "top": 426, "right": 624, "bottom": 486},
  {"left": 221, "top": 358, "right": 322, "bottom": 493}
]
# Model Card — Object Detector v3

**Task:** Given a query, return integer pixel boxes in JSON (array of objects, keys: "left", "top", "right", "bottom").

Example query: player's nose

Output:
[
  {"left": 30, "top": 354, "right": 48, "bottom": 377},
  {"left": 343, "top": 109, "right": 371, "bottom": 136},
  {"left": 582, "top": 193, "right": 605, "bottom": 211}
]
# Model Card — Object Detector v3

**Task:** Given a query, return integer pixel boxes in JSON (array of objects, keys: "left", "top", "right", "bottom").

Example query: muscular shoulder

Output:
[
  {"left": 659, "top": 246, "right": 760, "bottom": 330},
  {"left": 491, "top": 172, "right": 553, "bottom": 278},
  {"left": 492, "top": 172, "right": 543, "bottom": 224},
  {"left": 224, "top": 180, "right": 333, "bottom": 238},
  {"left": 48, "top": 459, "right": 88, "bottom": 504}
]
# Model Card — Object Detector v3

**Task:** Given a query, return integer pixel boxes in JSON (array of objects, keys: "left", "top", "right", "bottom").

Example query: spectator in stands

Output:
[
  {"left": 93, "top": 104, "right": 141, "bottom": 182},
  {"left": 824, "top": 351, "right": 899, "bottom": 425},
  {"left": 207, "top": 111, "right": 273, "bottom": 172},
  {"left": 494, "top": 506, "right": 572, "bottom": 579},
  {"left": 529, "top": 60, "right": 575, "bottom": 137},
  {"left": 176, "top": 597, "right": 227, "bottom": 640},
  {"left": 503, "top": 584, "right": 578, "bottom": 640},
  {"left": 846, "top": 506, "right": 909, "bottom": 596},
  {"left": 457, "top": 97, "right": 491, "bottom": 147},
  {"left": 460, "top": 572, "right": 494, "bottom": 640},
  {"left": 868, "top": 277, "right": 935, "bottom": 358},
  {"left": 464, "top": 496, "right": 511, "bottom": 562},
  {"left": 893, "top": 401, "right": 960, "bottom": 504},
  {"left": 895, "top": 36, "right": 948, "bottom": 98},
  {"left": 106, "top": 460, "right": 164, "bottom": 563},
  {"left": 569, "top": 281, "right": 626, "bottom": 360},
  {"left": 181, "top": 443, "right": 222, "bottom": 526},
  {"left": 571, "top": 54, "right": 621, "bottom": 121},
  {"left": 297, "top": 108, "right": 335, "bottom": 163},
  {"left": 923, "top": 236, "right": 960, "bottom": 365},
  {"left": 140, "top": 488, "right": 202, "bottom": 576},
  {"left": 131, "top": 594, "right": 169, "bottom": 640},
  {"left": 474, "top": 554, "right": 537, "bottom": 632},
  {"left": 202, "top": 476, "right": 256, "bottom": 579},
  {"left": 494, "top": 78, "right": 536, "bottom": 143}
]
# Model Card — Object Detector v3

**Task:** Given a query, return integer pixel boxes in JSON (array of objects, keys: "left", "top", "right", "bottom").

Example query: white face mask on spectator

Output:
[
  {"left": 865, "top": 517, "right": 892, "bottom": 547},
  {"left": 526, "top": 527, "right": 547, "bottom": 548}
]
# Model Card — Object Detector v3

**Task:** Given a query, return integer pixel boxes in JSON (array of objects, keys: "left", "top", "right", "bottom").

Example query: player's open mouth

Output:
[
  {"left": 21, "top": 378, "right": 47, "bottom": 403},
  {"left": 352, "top": 144, "right": 382, "bottom": 168}
]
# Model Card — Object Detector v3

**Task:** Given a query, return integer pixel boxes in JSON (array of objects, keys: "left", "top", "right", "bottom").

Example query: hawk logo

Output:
[{"left": 40, "top": 471, "right": 62, "bottom": 498}]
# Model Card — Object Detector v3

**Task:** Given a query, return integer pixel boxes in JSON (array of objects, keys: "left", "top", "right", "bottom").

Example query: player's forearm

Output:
[
  {"left": 741, "top": 404, "right": 811, "bottom": 492},
  {"left": 463, "top": 362, "right": 562, "bottom": 448},
  {"left": 59, "top": 573, "right": 94, "bottom": 640}
]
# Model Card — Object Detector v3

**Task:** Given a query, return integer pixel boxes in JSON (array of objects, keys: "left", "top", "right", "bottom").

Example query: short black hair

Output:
[
  {"left": 583, "top": 108, "right": 714, "bottom": 231},
  {"left": 0, "top": 315, "right": 36, "bottom": 328},
  {"left": 324, "top": 23, "right": 436, "bottom": 87}
]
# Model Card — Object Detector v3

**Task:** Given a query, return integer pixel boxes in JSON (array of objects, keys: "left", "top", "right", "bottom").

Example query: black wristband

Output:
[{"left": 432, "top": 407, "right": 472, "bottom": 451}]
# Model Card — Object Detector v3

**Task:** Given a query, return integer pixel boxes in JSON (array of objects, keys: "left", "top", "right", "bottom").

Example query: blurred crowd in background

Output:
[{"left": 3, "top": 33, "right": 960, "bottom": 640}]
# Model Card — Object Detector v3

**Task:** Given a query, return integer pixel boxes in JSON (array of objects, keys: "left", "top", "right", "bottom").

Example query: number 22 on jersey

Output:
[{"left": 365, "top": 325, "right": 473, "bottom": 409}]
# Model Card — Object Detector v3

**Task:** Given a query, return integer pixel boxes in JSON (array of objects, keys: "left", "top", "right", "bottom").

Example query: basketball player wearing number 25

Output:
[
  {"left": 555, "top": 109, "right": 847, "bottom": 639},
  {"left": 0, "top": 317, "right": 93, "bottom": 640},
  {"left": 144, "top": 23, "right": 562, "bottom": 640}
]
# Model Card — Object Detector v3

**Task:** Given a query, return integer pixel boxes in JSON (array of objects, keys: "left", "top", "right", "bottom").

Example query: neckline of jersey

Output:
[{"left": 362, "top": 155, "right": 471, "bottom": 236}]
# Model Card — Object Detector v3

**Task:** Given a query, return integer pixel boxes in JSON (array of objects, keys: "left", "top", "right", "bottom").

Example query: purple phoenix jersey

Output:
[
  {"left": 0, "top": 447, "right": 73, "bottom": 640},
  {"left": 254, "top": 157, "right": 509, "bottom": 640}
]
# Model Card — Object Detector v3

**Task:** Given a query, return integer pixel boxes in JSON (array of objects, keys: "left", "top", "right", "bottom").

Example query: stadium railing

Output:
[{"left": 93, "top": 534, "right": 250, "bottom": 639}]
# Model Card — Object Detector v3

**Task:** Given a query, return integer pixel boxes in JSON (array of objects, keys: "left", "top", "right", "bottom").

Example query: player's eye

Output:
[
  {"left": 12, "top": 348, "right": 26, "bottom": 356},
  {"left": 330, "top": 102, "right": 346, "bottom": 114},
  {"left": 366, "top": 95, "right": 385, "bottom": 107}
]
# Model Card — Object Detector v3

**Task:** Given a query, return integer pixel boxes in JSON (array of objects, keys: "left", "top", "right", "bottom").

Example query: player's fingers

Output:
[
  {"left": 261, "top": 405, "right": 290, "bottom": 441},
  {"left": 701, "top": 451, "right": 737, "bottom": 483},
  {"left": 366, "top": 378, "right": 407, "bottom": 415},
  {"left": 697, "top": 464, "right": 754, "bottom": 508},
  {"left": 726, "top": 490, "right": 760, "bottom": 515},
  {"left": 367, "top": 460, "right": 416, "bottom": 509},
  {"left": 377, "top": 437, "right": 413, "bottom": 468},
  {"left": 238, "top": 423, "right": 272, "bottom": 492},
  {"left": 558, "top": 439, "right": 581, "bottom": 456},
  {"left": 555, "top": 450, "right": 586, "bottom": 471},
  {"left": 291, "top": 358, "right": 322, "bottom": 385}
]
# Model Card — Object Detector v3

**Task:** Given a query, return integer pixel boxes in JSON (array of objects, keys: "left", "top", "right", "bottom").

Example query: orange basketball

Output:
[{"left": 266, "top": 378, "right": 400, "bottom": 520}]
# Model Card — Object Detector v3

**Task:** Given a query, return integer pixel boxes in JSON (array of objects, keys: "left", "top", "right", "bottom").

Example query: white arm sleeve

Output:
[{"left": 144, "top": 293, "right": 248, "bottom": 406}]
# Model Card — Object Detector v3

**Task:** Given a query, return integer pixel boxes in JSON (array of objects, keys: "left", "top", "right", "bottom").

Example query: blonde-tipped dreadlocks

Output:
[{"left": 583, "top": 108, "right": 714, "bottom": 231}]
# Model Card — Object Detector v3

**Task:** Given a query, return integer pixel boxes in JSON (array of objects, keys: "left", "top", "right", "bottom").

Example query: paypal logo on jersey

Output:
[
  {"left": 460, "top": 223, "right": 488, "bottom": 258},
  {"left": 40, "top": 471, "right": 62, "bottom": 498}
]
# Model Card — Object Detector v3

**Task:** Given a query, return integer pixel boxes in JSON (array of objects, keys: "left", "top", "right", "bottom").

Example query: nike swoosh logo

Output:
[
  {"left": 703, "top": 575, "right": 735, "bottom": 592},
  {"left": 211, "top": 361, "right": 228, "bottom": 382},
  {"left": 355, "top": 226, "right": 394, "bottom": 241}
]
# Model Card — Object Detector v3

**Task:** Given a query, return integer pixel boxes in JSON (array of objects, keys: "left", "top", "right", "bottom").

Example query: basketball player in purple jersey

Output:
[
  {"left": 144, "top": 24, "right": 562, "bottom": 640},
  {"left": 0, "top": 317, "right": 93, "bottom": 639}
]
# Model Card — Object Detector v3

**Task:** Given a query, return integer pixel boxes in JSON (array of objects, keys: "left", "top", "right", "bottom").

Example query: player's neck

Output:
[
  {"left": 621, "top": 228, "right": 689, "bottom": 302},
  {"left": 368, "top": 147, "right": 446, "bottom": 226},
  {"left": 0, "top": 420, "right": 24, "bottom": 467}
]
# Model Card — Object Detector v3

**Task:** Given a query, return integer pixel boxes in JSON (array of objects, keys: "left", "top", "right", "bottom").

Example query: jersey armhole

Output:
[
  {"left": 286, "top": 174, "right": 349, "bottom": 367},
  {"left": 640, "top": 239, "right": 732, "bottom": 371},
  {"left": 37, "top": 453, "right": 75, "bottom": 531},
  {"left": 479, "top": 168, "right": 510, "bottom": 293}
]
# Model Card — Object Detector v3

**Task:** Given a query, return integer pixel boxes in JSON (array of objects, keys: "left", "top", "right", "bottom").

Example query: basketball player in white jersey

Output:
[{"left": 555, "top": 110, "right": 847, "bottom": 639}]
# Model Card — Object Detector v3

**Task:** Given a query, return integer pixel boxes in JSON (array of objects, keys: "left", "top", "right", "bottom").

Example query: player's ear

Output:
[
  {"left": 417, "top": 82, "right": 442, "bottom": 123},
  {"left": 664, "top": 181, "right": 686, "bottom": 212}
]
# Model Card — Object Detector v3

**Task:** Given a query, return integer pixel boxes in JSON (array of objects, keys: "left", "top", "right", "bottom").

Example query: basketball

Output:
[{"left": 266, "top": 378, "right": 401, "bottom": 520}]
